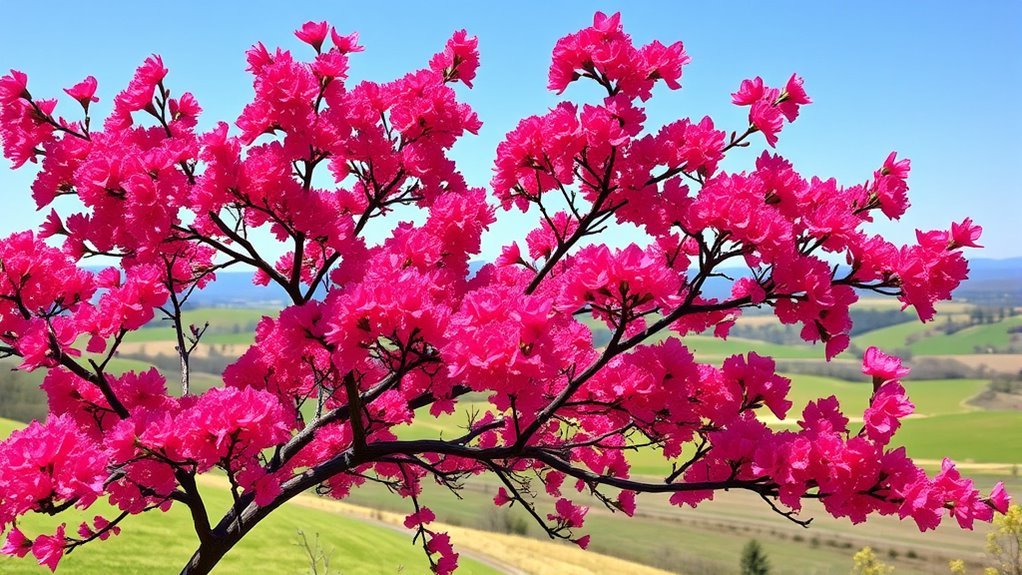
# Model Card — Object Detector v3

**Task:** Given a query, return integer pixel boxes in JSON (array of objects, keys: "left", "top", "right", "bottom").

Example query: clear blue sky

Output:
[{"left": 0, "top": 1, "right": 1019, "bottom": 260}]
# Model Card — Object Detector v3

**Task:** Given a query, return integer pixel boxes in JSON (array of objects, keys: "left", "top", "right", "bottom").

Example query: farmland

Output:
[{"left": 2, "top": 298, "right": 1021, "bottom": 574}]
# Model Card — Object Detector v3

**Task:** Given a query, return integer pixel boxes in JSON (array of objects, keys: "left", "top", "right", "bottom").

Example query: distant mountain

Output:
[
  {"left": 86, "top": 256, "right": 1022, "bottom": 309},
  {"left": 183, "top": 272, "right": 293, "bottom": 308},
  {"left": 693, "top": 257, "right": 1022, "bottom": 305},
  {"left": 956, "top": 257, "right": 1022, "bottom": 306},
  {"left": 969, "top": 257, "right": 1022, "bottom": 272}
]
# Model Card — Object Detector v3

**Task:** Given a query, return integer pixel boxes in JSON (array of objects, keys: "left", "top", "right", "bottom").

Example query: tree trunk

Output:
[
  {"left": 180, "top": 541, "right": 232, "bottom": 575},
  {"left": 178, "top": 449, "right": 358, "bottom": 574}
]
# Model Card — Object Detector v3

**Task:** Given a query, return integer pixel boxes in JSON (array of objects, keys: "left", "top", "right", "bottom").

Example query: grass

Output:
[
  {"left": 679, "top": 335, "right": 822, "bottom": 359},
  {"left": 125, "top": 308, "right": 273, "bottom": 345},
  {"left": 784, "top": 376, "right": 989, "bottom": 419},
  {"left": 343, "top": 472, "right": 991, "bottom": 575},
  {"left": 0, "top": 416, "right": 22, "bottom": 437},
  {"left": 894, "top": 411, "right": 1022, "bottom": 464},
  {"left": 1, "top": 419, "right": 668, "bottom": 575},
  {"left": 852, "top": 320, "right": 934, "bottom": 351},
  {"left": 908, "top": 316, "right": 1022, "bottom": 355},
  {"left": 3, "top": 487, "right": 501, "bottom": 575},
  {"left": 3, "top": 416, "right": 503, "bottom": 575},
  {"left": 852, "top": 315, "right": 1022, "bottom": 356},
  {"left": 304, "top": 493, "right": 673, "bottom": 575}
]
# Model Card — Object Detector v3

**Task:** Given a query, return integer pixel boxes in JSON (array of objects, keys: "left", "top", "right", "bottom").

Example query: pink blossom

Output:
[
  {"left": 863, "top": 382, "right": 914, "bottom": 445},
  {"left": 403, "top": 507, "right": 437, "bottom": 529},
  {"left": 312, "top": 51, "right": 349, "bottom": 80},
  {"left": 31, "top": 524, "right": 66, "bottom": 572},
  {"left": 295, "top": 21, "right": 330, "bottom": 52},
  {"left": 639, "top": 40, "right": 690, "bottom": 90},
  {"left": 0, "top": 69, "right": 30, "bottom": 103},
  {"left": 778, "top": 73, "right": 811, "bottom": 121},
  {"left": 63, "top": 76, "right": 99, "bottom": 108},
  {"left": 949, "top": 218, "right": 983, "bottom": 249},
  {"left": 731, "top": 76, "right": 766, "bottom": 105},
  {"left": 989, "top": 482, "right": 1011, "bottom": 513},
  {"left": 1, "top": 527, "right": 32, "bottom": 558},
  {"left": 111, "top": 55, "right": 167, "bottom": 118},
  {"left": 330, "top": 29, "right": 364, "bottom": 54},
  {"left": 430, "top": 30, "right": 480, "bottom": 88},
  {"left": 426, "top": 532, "right": 459, "bottom": 575},
  {"left": 617, "top": 490, "right": 637, "bottom": 516},
  {"left": 873, "top": 152, "right": 911, "bottom": 219},
  {"left": 0, "top": 14, "right": 1005, "bottom": 573},
  {"left": 862, "top": 346, "right": 911, "bottom": 385},
  {"left": 731, "top": 75, "right": 809, "bottom": 146},
  {"left": 493, "top": 487, "right": 512, "bottom": 506},
  {"left": 549, "top": 497, "right": 589, "bottom": 528}
]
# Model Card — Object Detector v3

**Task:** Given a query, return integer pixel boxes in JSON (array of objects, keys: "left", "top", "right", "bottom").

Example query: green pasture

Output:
[
  {"left": 784, "top": 376, "right": 988, "bottom": 419},
  {"left": 126, "top": 308, "right": 272, "bottom": 344},
  {"left": 0, "top": 416, "right": 21, "bottom": 437},
  {"left": 683, "top": 335, "right": 822, "bottom": 360},
  {"left": 894, "top": 411, "right": 1022, "bottom": 464},
  {"left": 851, "top": 315, "right": 1021, "bottom": 355},
  {"left": 4, "top": 489, "right": 499, "bottom": 575},
  {"left": 907, "top": 316, "right": 1022, "bottom": 355},
  {"left": 852, "top": 320, "right": 934, "bottom": 351},
  {"left": 1, "top": 414, "right": 498, "bottom": 575}
]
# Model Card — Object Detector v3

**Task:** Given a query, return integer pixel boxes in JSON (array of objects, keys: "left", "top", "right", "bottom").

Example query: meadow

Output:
[
  {"left": 0, "top": 417, "right": 669, "bottom": 575},
  {"left": 3, "top": 298, "right": 1021, "bottom": 574}
]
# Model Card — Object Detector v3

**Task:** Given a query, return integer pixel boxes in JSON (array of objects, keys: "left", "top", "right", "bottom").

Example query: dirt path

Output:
[{"left": 195, "top": 475, "right": 673, "bottom": 575}]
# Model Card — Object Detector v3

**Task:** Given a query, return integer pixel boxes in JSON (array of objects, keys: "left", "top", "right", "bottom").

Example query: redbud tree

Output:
[{"left": 0, "top": 12, "right": 1008, "bottom": 575}]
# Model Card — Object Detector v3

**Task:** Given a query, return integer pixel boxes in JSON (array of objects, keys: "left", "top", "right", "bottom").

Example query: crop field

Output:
[
  {"left": 924, "top": 353, "right": 1022, "bottom": 374},
  {"left": 894, "top": 411, "right": 1022, "bottom": 463},
  {"left": 783, "top": 376, "right": 989, "bottom": 419}
]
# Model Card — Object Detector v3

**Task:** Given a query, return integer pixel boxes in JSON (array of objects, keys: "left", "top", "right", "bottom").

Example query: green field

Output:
[
  {"left": 907, "top": 316, "right": 1022, "bottom": 355},
  {"left": 894, "top": 411, "right": 1022, "bottom": 463},
  {"left": 0, "top": 416, "right": 21, "bottom": 437},
  {"left": 3, "top": 487, "right": 499, "bottom": 575},
  {"left": 852, "top": 315, "right": 1022, "bottom": 356},
  {"left": 784, "top": 376, "right": 988, "bottom": 419},
  {"left": 343, "top": 467, "right": 1003, "bottom": 575},
  {"left": 852, "top": 320, "right": 934, "bottom": 351},
  {"left": 126, "top": 308, "right": 272, "bottom": 345},
  {"left": 3, "top": 300, "right": 1018, "bottom": 575},
  {"left": 1, "top": 418, "right": 500, "bottom": 575},
  {"left": 390, "top": 374, "right": 1004, "bottom": 481},
  {"left": 683, "top": 335, "right": 822, "bottom": 359}
]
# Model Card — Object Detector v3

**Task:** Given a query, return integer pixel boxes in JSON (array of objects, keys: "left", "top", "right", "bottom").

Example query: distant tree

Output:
[
  {"left": 294, "top": 530, "right": 339, "bottom": 575},
  {"left": 986, "top": 504, "right": 1022, "bottom": 575},
  {"left": 851, "top": 546, "right": 894, "bottom": 575},
  {"left": 740, "top": 539, "right": 770, "bottom": 575}
]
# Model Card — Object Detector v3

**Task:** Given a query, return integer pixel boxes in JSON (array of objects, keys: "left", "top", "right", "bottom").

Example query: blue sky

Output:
[{"left": 0, "top": 1, "right": 1019, "bottom": 260}]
